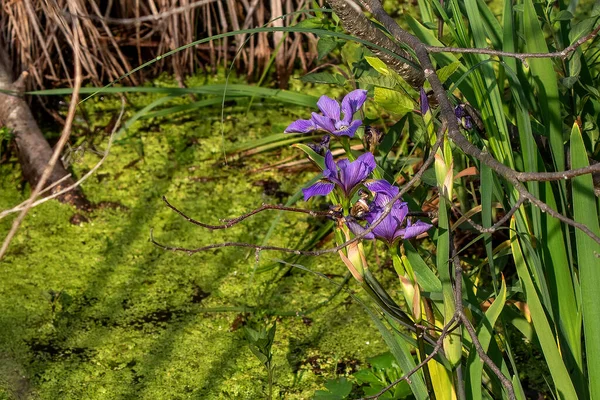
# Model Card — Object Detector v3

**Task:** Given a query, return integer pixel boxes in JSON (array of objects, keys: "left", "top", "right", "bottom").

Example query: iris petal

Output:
[
  {"left": 333, "top": 119, "right": 362, "bottom": 138},
  {"left": 402, "top": 220, "right": 433, "bottom": 239},
  {"left": 365, "top": 179, "right": 394, "bottom": 194},
  {"left": 302, "top": 181, "right": 335, "bottom": 201},
  {"left": 420, "top": 88, "right": 429, "bottom": 116},
  {"left": 341, "top": 89, "right": 368, "bottom": 123},
  {"left": 337, "top": 153, "right": 375, "bottom": 195},
  {"left": 311, "top": 112, "right": 336, "bottom": 133},
  {"left": 317, "top": 95, "right": 341, "bottom": 120},
  {"left": 346, "top": 218, "right": 375, "bottom": 240},
  {"left": 324, "top": 151, "right": 337, "bottom": 174},
  {"left": 285, "top": 119, "right": 316, "bottom": 133},
  {"left": 371, "top": 213, "right": 399, "bottom": 244}
]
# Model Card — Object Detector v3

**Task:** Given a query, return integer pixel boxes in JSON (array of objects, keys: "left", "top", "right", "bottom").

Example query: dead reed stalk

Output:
[{"left": 1, "top": 0, "right": 321, "bottom": 91}]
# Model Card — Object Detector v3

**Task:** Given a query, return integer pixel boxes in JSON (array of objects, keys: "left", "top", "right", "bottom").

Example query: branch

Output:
[
  {"left": 425, "top": 24, "right": 600, "bottom": 62},
  {"left": 515, "top": 163, "right": 600, "bottom": 182},
  {"left": 162, "top": 196, "right": 332, "bottom": 230},
  {"left": 452, "top": 197, "right": 526, "bottom": 234},
  {"left": 327, "top": 0, "right": 425, "bottom": 88}
]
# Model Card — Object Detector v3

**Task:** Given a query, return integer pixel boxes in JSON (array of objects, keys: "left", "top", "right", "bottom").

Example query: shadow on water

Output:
[{"left": 8, "top": 147, "right": 262, "bottom": 397}]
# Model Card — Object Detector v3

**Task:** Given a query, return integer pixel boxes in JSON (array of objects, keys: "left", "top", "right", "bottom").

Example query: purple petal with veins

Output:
[
  {"left": 285, "top": 118, "right": 316, "bottom": 133},
  {"left": 302, "top": 181, "right": 335, "bottom": 201},
  {"left": 337, "top": 153, "right": 375, "bottom": 195},
  {"left": 346, "top": 218, "right": 375, "bottom": 240},
  {"left": 365, "top": 179, "right": 395, "bottom": 195},
  {"left": 402, "top": 220, "right": 433, "bottom": 239},
  {"left": 370, "top": 213, "right": 401, "bottom": 244},
  {"left": 341, "top": 89, "right": 368, "bottom": 123},
  {"left": 317, "top": 95, "right": 341, "bottom": 120},
  {"left": 311, "top": 112, "right": 336, "bottom": 133},
  {"left": 324, "top": 151, "right": 337, "bottom": 173}
]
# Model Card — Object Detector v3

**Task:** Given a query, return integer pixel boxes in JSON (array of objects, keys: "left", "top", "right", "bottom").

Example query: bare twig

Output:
[
  {"left": 162, "top": 197, "right": 332, "bottom": 229},
  {"left": 425, "top": 24, "right": 600, "bottom": 62},
  {"left": 452, "top": 197, "right": 526, "bottom": 234}
]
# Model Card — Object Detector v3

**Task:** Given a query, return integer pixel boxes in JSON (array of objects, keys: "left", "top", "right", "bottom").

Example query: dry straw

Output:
[{"left": 1, "top": 0, "right": 321, "bottom": 90}]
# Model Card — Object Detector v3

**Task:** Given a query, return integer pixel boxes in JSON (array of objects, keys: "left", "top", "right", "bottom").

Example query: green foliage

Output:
[
  {"left": 4, "top": 1, "right": 600, "bottom": 398},
  {"left": 313, "top": 377, "right": 353, "bottom": 399},
  {"left": 353, "top": 353, "right": 412, "bottom": 399},
  {"left": 245, "top": 322, "right": 277, "bottom": 399},
  {"left": 315, "top": 352, "right": 413, "bottom": 399}
]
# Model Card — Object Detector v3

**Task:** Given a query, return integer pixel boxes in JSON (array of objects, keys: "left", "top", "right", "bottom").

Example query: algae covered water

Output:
[{"left": 0, "top": 77, "right": 388, "bottom": 399}]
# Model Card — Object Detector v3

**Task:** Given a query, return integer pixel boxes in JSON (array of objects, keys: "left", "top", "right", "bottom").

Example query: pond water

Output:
[{"left": 0, "top": 76, "right": 394, "bottom": 399}]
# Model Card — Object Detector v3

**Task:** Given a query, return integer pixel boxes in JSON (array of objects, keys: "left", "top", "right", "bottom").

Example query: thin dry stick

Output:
[
  {"left": 0, "top": 4, "right": 82, "bottom": 261},
  {"left": 0, "top": 98, "right": 126, "bottom": 220},
  {"left": 452, "top": 197, "right": 526, "bottom": 234},
  {"left": 162, "top": 196, "right": 435, "bottom": 232},
  {"left": 162, "top": 196, "right": 332, "bottom": 229},
  {"left": 23, "top": 0, "right": 58, "bottom": 79}
]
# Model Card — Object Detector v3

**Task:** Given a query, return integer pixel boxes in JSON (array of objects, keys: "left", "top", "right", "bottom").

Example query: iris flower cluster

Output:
[
  {"left": 286, "top": 90, "right": 432, "bottom": 246},
  {"left": 285, "top": 89, "right": 367, "bottom": 137}
]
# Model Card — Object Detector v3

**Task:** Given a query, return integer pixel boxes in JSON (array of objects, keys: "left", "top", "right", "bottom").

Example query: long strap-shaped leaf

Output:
[
  {"left": 510, "top": 220, "right": 578, "bottom": 399},
  {"left": 464, "top": 278, "right": 507, "bottom": 399},
  {"left": 570, "top": 124, "right": 600, "bottom": 400}
]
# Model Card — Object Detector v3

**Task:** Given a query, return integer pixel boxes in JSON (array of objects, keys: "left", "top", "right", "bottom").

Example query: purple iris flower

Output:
[
  {"left": 303, "top": 151, "right": 376, "bottom": 201},
  {"left": 285, "top": 89, "right": 368, "bottom": 137},
  {"left": 346, "top": 180, "right": 432, "bottom": 245},
  {"left": 455, "top": 105, "right": 473, "bottom": 130}
]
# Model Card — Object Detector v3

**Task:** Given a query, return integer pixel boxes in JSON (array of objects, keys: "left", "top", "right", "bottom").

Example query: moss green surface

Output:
[{"left": 0, "top": 76, "right": 392, "bottom": 399}]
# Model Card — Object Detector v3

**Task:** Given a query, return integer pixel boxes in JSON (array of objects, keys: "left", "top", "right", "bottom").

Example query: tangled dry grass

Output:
[{"left": 1, "top": 0, "right": 320, "bottom": 90}]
